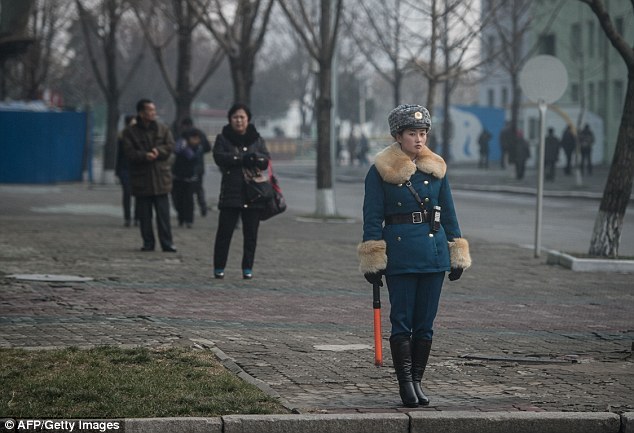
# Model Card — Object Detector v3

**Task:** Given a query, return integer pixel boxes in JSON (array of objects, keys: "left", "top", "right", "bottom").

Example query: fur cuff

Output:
[
  {"left": 448, "top": 238, "right": 472, "bottom": 270},
  {"left": 357, "top": 240, "right": 387, "bottom": 274}
]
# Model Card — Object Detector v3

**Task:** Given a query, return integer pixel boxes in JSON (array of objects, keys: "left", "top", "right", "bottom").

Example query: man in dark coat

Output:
[
  {"left": 560, "top": 125, "right": 576, "bottom": 175},
  {"left": 544, "top": 127, "right": 560, "bottom": 181},
  {"left": 122, "top": 99, "right": 177, "bottom": 252},
  {"left": 179, "top": 117, "right": 211, "bottom": 216}
]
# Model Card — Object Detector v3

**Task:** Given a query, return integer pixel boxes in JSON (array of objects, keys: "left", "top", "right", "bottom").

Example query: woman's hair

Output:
[{"left": 227, "top": 102, "right": 252, "bottom": 121}]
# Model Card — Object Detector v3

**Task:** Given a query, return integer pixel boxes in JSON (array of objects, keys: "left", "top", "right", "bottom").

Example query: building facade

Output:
[{"left": 480, "top": 0, "right": 632, "bottom": 165}]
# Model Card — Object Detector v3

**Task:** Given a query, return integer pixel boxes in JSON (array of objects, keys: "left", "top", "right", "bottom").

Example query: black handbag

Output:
[
  {"left": 260, "top": 164, "right": 286, "bottom": 220},
  {"left": 243, "top": 167, "right": 274, "bottom": 203}
]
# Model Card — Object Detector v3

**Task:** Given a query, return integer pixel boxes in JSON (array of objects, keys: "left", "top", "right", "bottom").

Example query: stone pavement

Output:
[{"left": 0, "top": 163, "right": 632, "bottom": 418}]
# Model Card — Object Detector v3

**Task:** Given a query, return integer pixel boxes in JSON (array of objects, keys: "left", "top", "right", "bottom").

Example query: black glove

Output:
[
  {"left": 242, "top": 153, "right": 257, "bottom": 168},
  {"left": 364, "top": 272, "right": 383, "bottom": 287},
  {"left": 448, "top": 268, "right": 463, "bottom": 281}
]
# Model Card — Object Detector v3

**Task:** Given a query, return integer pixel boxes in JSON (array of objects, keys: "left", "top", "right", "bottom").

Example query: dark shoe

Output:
[
  {"left": 390, "top": 335, "right": 419, "bottom": 407},
  {"left": 162, "top": 245, "right": 177, "bottom": 252},
  {"left": 412, "top": 338, "right": 433, "bottom": 406},
  {"left": 140, "top": 245, "right": 154, "bottom": 252},
  {"left": 214, "top": 269, "right": 225, "bottom": 279},
  {"left": 243, "top": 270, "right": 253, "bottom": 280},
  {"left": 124, "top": 220, "right": 131, "bottom": 227}
]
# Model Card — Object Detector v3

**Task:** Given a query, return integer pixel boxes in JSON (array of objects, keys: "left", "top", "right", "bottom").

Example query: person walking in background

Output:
[
  {"left": 347, "top": 129, "right": 358, "bottom": 166},
  {"left": 358, "top": 104, "right": 471, "bottom": 408},
  {"left": 172, "top": 129, "right": 204, "bottom": 228},
  {"left": 544, "top": 127, "right": 560, "bottom": 182},
  {"left": 179, "top": 117, "right": 212, "bottom": 217},
  {"left": 477, "top": 128, "right": 492, "bottom": 169},
  {"left": 122, "top": 99, "right": 177, "bottom": 253},
  {"left": 212, "top": 103, "right": 270, "bottom": 280},
  {"left": 578, "top": 123, "right": 595, "bottom": 176},
  {"left": 358, "top": 133, "right": 370, "bottom": 166},
  {"left": 513, "top": 130, "right": 530, "bottom": 180},
  {"left": 115, "top": 114, "right": 138, "bottom": 227},
  {"left": 561, "top": 125, "right": 576, "bottom": 175}
]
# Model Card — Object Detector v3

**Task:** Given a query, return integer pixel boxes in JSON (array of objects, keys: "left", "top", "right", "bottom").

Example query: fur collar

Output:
[{"left": 374, "top": 142, "right": 446, "bottom": 184}]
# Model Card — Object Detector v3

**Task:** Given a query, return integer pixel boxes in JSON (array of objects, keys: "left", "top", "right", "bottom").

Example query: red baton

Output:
[{"left": 373, "top": 282, "right": 383, "bottom": 366}]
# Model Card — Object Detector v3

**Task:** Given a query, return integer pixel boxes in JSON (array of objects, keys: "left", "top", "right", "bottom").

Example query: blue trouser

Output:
[{"left": 386, "top": 272, "right": 445, "bottom": 340}]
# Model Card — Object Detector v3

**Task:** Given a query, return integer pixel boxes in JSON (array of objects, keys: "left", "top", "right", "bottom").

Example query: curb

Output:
[
  {"left": 122, "top": 412, "right": 630, "bottom": 433},
  {"left": 546, "top": 249, "right": 634, "bottom": 273}
]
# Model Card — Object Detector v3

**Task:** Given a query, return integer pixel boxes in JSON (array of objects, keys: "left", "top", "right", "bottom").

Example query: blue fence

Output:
[{"left": 0, "top": 110, "right": 88, "bottom": 183}]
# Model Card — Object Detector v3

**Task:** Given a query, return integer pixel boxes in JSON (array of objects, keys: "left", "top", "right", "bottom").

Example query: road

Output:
[{"left": 206, "top": 161, "right": 634, "bottom": 257}]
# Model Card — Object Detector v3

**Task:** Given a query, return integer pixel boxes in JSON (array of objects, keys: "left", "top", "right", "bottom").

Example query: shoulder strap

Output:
[{"left": 405, "top": 180, "right": 428, "bottom": 213}]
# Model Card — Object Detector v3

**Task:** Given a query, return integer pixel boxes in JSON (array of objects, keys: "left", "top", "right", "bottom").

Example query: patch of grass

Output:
[{"left": 0, "top": 346, "right": 288, "bottom": 418}]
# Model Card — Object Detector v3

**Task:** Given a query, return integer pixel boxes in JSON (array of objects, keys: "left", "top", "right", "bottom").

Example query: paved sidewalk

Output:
[{"left": 0, "top": 172, "right": 632, "bottom": 417}]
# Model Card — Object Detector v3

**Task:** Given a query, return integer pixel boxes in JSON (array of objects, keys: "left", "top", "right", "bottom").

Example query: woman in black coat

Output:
[{"left": 212, "top": 103, "right": 270, "bottom": 280}]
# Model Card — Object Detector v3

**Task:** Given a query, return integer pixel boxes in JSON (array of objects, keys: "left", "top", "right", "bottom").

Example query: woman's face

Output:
[
  {"left": 230, "top": 109, "right": 249, "bottom": 135},
  {"left": 397, "top": 128, "right": 429, "bottom": 159}
]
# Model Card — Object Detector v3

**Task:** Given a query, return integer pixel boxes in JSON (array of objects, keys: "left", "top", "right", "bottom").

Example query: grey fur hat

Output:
[{"left": 388, "top": 104, "right": 432, "bottom": 137}]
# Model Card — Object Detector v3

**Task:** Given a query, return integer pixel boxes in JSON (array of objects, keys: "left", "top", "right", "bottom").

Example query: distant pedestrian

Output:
[
  {"left": 115, "top": 114, "right": 138, "bottom": 227},
  {"left": 347, "top": 130, "right": 358, "bottom": 166},
  {"left": 561, "top": 125, "right": 576, "bottom": 175},
  {"left": 358, "top": 104, "right": 471, "bottom": 408},
  {"left": 179, "top": 117, "right": 212, "bottom": 217},
  {"left": 578, "top": 123, "right": 595, "bottom": 176},
  {"left": 172, "top": 129, "right": 204, "bottom": 228},
  {"left": 358, "top": 133, "right": 370, "bottom": 166},
  {"left": 477, "top": 128, "right": 492, "bottom": 169},
  {"left": 122, "top": 99, "right": 177, "bottom": 253},
  {"left": 513, "top": 130, "right": 530, "bottom": 180},
  {"left": 212, "top": 103, "right": 270, "bottom": 280},
  {"left": 544, "top": 127, "right": 560, "bottom": 181},
  {"left": 499, "top": 121, "right": 513, "bottom": 169}
]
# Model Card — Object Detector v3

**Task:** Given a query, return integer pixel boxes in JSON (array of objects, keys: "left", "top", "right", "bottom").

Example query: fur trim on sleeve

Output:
[
  {"left": 357, "top": 240, "right": 387, "bottom": 274},
  {"left": 448, "top": 238, "right": 472, "bottom": 270}
]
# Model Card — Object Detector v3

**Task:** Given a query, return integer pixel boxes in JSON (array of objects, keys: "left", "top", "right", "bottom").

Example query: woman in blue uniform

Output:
[{"left": 357, "top": 104, "right": 471, "bottom": 407}]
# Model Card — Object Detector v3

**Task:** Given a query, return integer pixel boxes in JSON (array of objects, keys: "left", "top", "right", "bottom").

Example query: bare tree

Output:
[
  {"left": 133, "top": 0, "right": 224, "bottom": 131},
  {"left": 579, "top": 0, "right": 634, "bottom": 257},
  {"left": 278, "top": 0, "right": 343, "bottom": 216},
  {"left": 193, "top": 0, "right": 274, "bottom": 106},
  {"left": 75, "top": 0, "right": 145, "bottom": 183},
  {"left": 345, "top": 0, "right": 414, "bottom": 107}
]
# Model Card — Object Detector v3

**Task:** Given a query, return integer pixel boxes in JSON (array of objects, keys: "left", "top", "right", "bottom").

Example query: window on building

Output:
[
  {"left": 486, "top": 35, "right": 495, "bottom": 60},
  {"left": 570, "top": 23, "right": 581, "bottom": 57},
  {"left": 571, "top": 83, "right": 579, "bottom": 103},
  {"left": 501, "top": 87, "right": 508, "bottom": 107},
  {"left": 615, "top": 17, "right": 624, "bottom": 36},
  {"left": 487, "top": 89, "right": 494, "bottom": 107},
  {"left": 529, "top": 117, "right": 538, "bottom": 140},
  {"left": 614, "top": 80, "right": 624, "bottom": 112},
  {"left": 588, "top": 82, "right": 595, "bottom": 112},
  {"left": 587, "top": 20, "right": 595, "bottom": 57},
  {"left": 598, "top": 81, "right": 607, "bottom": 115},
  {"left": 538, "top": 33, "right": 556, "bottom": 55}
]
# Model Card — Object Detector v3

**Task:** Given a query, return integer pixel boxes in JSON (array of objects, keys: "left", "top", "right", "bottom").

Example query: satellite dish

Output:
[{"left": 520, "top": 55, "right": 568, "bottom": 104}]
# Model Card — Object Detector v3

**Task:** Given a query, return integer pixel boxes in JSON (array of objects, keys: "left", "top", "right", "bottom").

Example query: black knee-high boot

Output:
[
  {"left": 411, "top": 338, "right": 432, "bottom": 406},
  {"left": 390, "top": 335, "right": 419, "bottom": 407}
]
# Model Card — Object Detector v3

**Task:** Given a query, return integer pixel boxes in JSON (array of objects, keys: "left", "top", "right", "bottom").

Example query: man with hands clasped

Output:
[
  {"left": 357, "top": 104, "right": 471, "bottom": 408},
  {"left": 123, "top": 99, "right": 177, "bottom": 253}
]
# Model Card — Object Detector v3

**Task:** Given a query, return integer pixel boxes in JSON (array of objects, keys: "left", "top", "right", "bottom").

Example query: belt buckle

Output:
[{"left": 412, "top": 211, "right": 423, "bottom": 224}]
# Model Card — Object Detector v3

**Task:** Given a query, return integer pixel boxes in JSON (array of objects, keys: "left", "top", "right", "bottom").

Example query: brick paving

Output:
[{"left": 0, "top": 170, "right": 632, "bottom": 415}]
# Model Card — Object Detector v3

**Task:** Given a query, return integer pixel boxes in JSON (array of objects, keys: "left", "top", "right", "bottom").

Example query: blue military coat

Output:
[{"left": 360, "top": 143, "right": 463, "bottom": 276}]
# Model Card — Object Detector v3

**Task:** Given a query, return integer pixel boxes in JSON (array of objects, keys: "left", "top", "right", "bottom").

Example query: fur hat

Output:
[{"left": 388, "top": 104, "right": 432, "bottom": 137}]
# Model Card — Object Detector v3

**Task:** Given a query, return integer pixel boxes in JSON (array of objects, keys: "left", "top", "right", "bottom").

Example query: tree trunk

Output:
[
  {"left": 102, "top": 97, "right": 119, "bottom": 184},
  {"left": 230, "top": 55, "right": 253, "bottom": 106},
  {"left": 316, "top": 65, "right": 332, "bottom": 192},
  {"left": 588, "top": 76, "right": 634, "bottom": 257},
  {"left": 173, "top": 0, "right": 193, "bottom": 132}
]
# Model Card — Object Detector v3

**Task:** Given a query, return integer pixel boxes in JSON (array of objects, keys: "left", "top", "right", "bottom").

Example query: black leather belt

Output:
[{"left": 385, "top": 211, "right": 430, "bottom": 225}]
